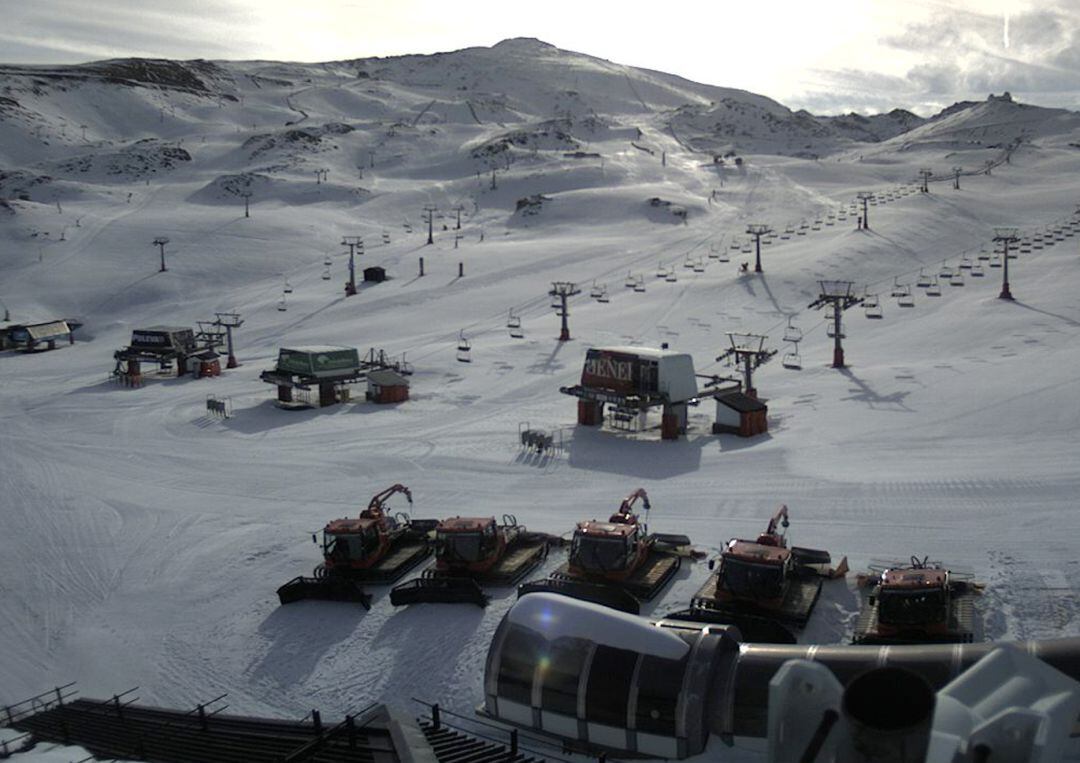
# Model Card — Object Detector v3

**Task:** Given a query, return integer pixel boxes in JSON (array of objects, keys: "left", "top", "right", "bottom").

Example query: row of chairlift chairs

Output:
[
  {"left": 781, "top": 218, "right": 1071, "bottom": 362},
  {"left": 456, "top": 213, "right": 1076, "bottom": 367}
]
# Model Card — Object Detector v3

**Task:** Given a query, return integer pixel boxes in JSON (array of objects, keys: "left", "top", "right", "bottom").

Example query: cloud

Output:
[
  {"left": 0, "top": 0, "right": 259, "bottom": 63},
  {"left": 789, "top": 1, "right": 1080, "bottom": 115}
]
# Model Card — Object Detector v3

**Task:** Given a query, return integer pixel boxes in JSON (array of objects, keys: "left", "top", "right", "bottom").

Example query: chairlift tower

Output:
[
  {"left": 952, "top": 167, "right": 963, "bottom": 190},
  {"left": 453, "top": 204, "right": 465, "bottom": 230},
  {"left": 214, "top": 312, "right": 244, "bottom": 368},
  {"left": 993, "top": 226, "right": 1020, "bottom": 301},
  {"left": 238, "top": 191, "right": 252, "bottom": 218},
  {"left": 809, "top": 280, "right": 862, "bottom": 368},
  {"left": 549, "top": 281, "right": 581, "bottom": 341},
  {"left": 422, "top": 205, "right": 438, "bottom": 245},
  {"left": 153, "top": 237, "right": 170, "bottom": 272},
  {"left": 715, "top": 332, "right": 776, "bottom": 399},
  {"left": 857, "top": 192, "right": 874, "bottom": 230},
  {"left": 341, "top": 236, "right": 363, "bottom": 296},
  {"left": 919, "top": 169, "right": 933, "bottom": 193},
  {"left": 746, "top": 224, "right": 771, "bottom": 273}
]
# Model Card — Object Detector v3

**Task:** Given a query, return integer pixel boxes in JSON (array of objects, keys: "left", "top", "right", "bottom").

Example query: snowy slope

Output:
[{"left": 2, "top": 41, "right": 1080, "bottom": 761}]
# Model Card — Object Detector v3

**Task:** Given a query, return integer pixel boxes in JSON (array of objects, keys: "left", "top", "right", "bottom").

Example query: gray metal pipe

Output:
[{"left": 706, "top": 635, "right": 1080, "bottom": 738}]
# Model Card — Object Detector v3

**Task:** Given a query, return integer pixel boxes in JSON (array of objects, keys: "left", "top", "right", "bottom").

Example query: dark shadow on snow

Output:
[{"left": 249, "top": 602, "right": 367, "bottom": 687}]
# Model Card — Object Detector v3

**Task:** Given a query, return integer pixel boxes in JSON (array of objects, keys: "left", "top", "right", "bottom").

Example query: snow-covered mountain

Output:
[{"left": 2, "top": 39, "right": 1080, "bottom": 762}]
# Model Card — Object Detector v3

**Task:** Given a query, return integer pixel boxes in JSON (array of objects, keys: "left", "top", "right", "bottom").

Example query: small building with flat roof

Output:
[{"left": 712, "top": 391, "right": 768, "bottom": 437}]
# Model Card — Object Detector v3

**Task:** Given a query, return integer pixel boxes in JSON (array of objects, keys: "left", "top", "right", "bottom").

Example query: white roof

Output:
[
  {"left": 368, "top": 368, "right": 407, "bottom": 385},
  {"left": 594, "top": 345, "right": 690, "bottom": 360},
  {"left": 281, "top": 345, "right": 356, "bottom": 354}
]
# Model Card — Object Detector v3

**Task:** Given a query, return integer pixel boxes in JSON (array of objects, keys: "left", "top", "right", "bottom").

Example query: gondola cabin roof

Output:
[
  {"left": 724, "top": 540, "right": 790, "bottom": 564},
  {"left": 881, "top": 568, "right": 947, "bottom": 589}
]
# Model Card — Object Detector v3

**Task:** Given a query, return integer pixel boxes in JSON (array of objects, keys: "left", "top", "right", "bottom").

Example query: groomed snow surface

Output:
[{"left": 1, "top": 47, "right": 1079, "bottom": 760}]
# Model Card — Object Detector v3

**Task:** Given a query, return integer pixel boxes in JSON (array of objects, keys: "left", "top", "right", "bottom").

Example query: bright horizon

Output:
[{"left": 2, "top": 0, "right": 1078, "bottom": 115}]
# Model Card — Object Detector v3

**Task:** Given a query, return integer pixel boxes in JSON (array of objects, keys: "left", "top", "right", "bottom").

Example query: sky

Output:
[{"left": 2, "top": 0, "right": 1078, "bottom": 115}]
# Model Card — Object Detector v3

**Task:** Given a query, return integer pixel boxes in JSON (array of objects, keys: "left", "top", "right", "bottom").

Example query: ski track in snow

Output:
[{"left": 2, "top": 52, "right": 1080, "bottom": 761}]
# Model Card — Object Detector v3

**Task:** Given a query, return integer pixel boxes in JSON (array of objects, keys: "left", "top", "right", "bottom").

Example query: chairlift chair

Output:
[
  {"left": 890, "top": 278, "right": 906, "bottom": 298},
  {"left": 949, "top": 270, "right": 964, "bottom": 286},
  {"left": 657, "top": 262, "right": 667, "bottom": 278},
  {"left": 596, "top": 287, "right": 610, "bottom": 304},
  {"left": 456, "top": 331, "right": 472, "bottom": 363},
  {"left": 283, "top": 278, "right": 293, "bottom": 294},
  {"left": 864, "top": 294, "right": 883, "bottom": 319},
  {"left": 633, "top": 276, "right": 646, "bottom": 293},
  {"left": 708, "top": 245, "right": 721, "bottom": 260},
  {"left": 323, "top": 255, "right": 333, "bottom": 266},
  {"left": 826, "top": 323, "right": 846, "bottom": 338},
  {"left": 508, "top": 311, "right": 524, "bottom": 339},
  {"left": 666, "top": 270, "right": 678, "bottom": 283},
  {"left": 321, "top": 267, "right": 331, "bottom": 281},
  {"left": 683, "top": 256, "right": 695, "bottom": 269},
  {"left": 970, "top": 263, "right": 984, "bottom": 277},
  {"left": 897, "top": 288, "right": 915, "bottom": 308},
  {"left": 589, "top": 281, "right": 603, "bottom": 299},
  {"left": 781, "top": 350, "right": 802, "bottom": 370},
  {"left": 693, "top": 259, "right": 705, "bottom": 273},
  {"left": 916, "top": 269, "right": 931, "bottom": 288},
  {"left": 989, "top": 253, "right": 1002, "bottom": 268},
  {"left": 277, "top": 296, "right": 287, "bottom": 312},
  {"left": 625, "top": 271, "right": 637, "bottom": 288},
  {"left": 926, "top": 277, "right": 942, "bottom": 296},
  {"left": 718, "top": 248, "right": 730, "bottom": 262},
  {"left": 977, "top": 248, "right": 990, "bottom": 261},
  {"left": 959, "top": 256, "right": 972, "bottom": 269},
  {"left": 783, "top": 318, "right": 802, "bottom": 343}
]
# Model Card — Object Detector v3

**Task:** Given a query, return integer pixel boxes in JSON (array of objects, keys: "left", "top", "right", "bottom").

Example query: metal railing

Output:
[
  {"left": 1, "top": 682, "right": 78, "bottom": 727},
  {"left": 280, "top": 701, "right": 381, "bottom": 762},
  {"left": 411, "top": 698, "right": 615, "bottom": 763}
]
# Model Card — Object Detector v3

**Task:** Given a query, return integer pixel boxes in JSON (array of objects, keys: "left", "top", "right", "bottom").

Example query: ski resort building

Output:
[
  {"left": 363, "top": 266, "right": 387, "bottom": 283},
  {"left": 366, "top": 367, "right": 409, "bottom": 403},
  {"left": 260, "top": 346, "right": 412, "bottom": 408},
  {"left": 561, "top": 346, "right": 739, "bottom": 440},
  {"left": 113, "top": 326, "right": 198, "bottom": 384},
  {"left": 712, "top": 391, "right": 768, "bottom": 437},
  {"left": 4, "top": 319, "right": 78, "bottom": 351}
]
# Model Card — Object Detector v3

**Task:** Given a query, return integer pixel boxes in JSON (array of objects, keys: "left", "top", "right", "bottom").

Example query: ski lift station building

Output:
[
  {"left": 260, "top": 346, "right": 365, "bottom": 408},
  {"left": 560, "top": 346, "right": 700, "bottom": 440},
  {"left": 3, "top": 319, "right": 78, "bottom": 351},
  {"left": 113, "top": 326, "right": 197, "bottom": 382}
]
